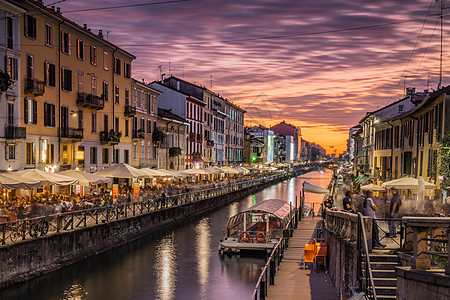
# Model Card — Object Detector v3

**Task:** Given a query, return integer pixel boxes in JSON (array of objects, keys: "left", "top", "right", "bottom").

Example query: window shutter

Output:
[
  {"left": 60, "top": 32, "right": 64, "bottom": 52},
  {"left": 13, "top": 58, "right": 18, "bottom": 80},
  {"left": 24, "top": 99, "right": 28, "bottom": 124},
  {"left": 44, "top": 103, "right": 48, "bottom": 126},
  {"left": 68, "top": 70, "right": 72, "bottom": 91},
  {"left": 33, "top": 100, "right": 37, "bottom": 124},
  {"left": 24, "top": 15, "right": 28, "bottom": 37},
  {"left": 52, "top": 104, "right": 55, "bottom": 127},
  {"left": 32, "top": 17, "right": 36, "bottom": 38}
]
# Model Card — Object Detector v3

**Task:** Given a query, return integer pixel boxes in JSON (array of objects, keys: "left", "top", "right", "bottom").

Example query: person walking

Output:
[
  {"left": 388, "top": 188, "right": 402, "bottom": 238},
  {"left": 363, "top": 190, "right": 385, "bottom": 248},
  {"left": 342, "top": 191, "right": 353, "bottom": 212}
]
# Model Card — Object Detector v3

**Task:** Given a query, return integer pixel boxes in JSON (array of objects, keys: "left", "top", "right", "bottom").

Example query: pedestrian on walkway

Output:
[
  {"left": 388, "top": 188, "right": 401, "bottom": 238},
  {"left": 363, "top": 190, "right": 385, "bottom": 248},
  {"left": 342, "top": 191, "right": 353, "bottom": 212}
]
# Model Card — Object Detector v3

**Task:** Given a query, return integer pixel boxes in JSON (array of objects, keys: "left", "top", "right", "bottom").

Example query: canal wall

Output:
[{"left": 0, "top": 172, "right": 298, "bottom": 289}]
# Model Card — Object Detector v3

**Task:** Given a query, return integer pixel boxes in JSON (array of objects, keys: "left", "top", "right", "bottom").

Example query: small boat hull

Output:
[{"left": 218, "top": 238, "right": 278, "bottom": 254}]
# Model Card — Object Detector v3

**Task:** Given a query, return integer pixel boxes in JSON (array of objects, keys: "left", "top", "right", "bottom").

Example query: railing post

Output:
[
  {"left": 1, "top": 224, "right": 5, "bottom": 245},
  {"left": 446, "top": 230, "right": 450, "bottom": 275}
]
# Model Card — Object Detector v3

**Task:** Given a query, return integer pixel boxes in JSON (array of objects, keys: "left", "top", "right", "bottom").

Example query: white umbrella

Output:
[
  {"left": 0, "top": 173, "right": 40, "bottom": 189},
  {"left": 219, "top": 166, "right": 240, "bottom": 174},
  {"left": 14, "top": 169, "right": 79, "bottom": 186},
  {"left": 59, "top": 170, "right": 111, "bottom": 186},
  {"left": 141, "top": 168, "right": 171, "bottom": 177},
  {"left": 360, "top": 183, "right": 386, "bottom": 192},
  {"left": 303, "top": 181, "right": 329, "bottom": 194},
  {"left": 382, "top": 176, "right": 436, "bottom": 190},
  {"left": 164, "top": 170, "right": 188, "bottom": 178},
  {"left": 182, "top": 168, "right": 212, "bottom": 175},
  {"left": 95, "top": 163, "right": 147, "bottom": 179},
  {"left": 205, "top": 167, "right": 224, "bottom": 175}
]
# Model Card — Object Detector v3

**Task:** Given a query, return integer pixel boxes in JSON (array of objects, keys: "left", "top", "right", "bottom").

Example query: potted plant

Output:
[
  {"left": 169, "top": 147, "right": 182, "bottom": 156},
  {"left": 152, "top": 129, "right": 166, "bottom": 144}
]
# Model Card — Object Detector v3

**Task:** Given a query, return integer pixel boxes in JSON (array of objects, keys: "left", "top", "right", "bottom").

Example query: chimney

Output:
[
  {"left": 83, "top": 24, "right": 88, "bottom": 30},
  {"left": 406, "top": 87, "right": 416, "bottom": 97},
  {"left": 51, "top": 6, "right": 55, "bottom": 11},
  {"left": 56, "top": 7, "right": 61, "bottom": 14},
  {"left": 98, "top": 30, "right": 103, "bottom": 38}
]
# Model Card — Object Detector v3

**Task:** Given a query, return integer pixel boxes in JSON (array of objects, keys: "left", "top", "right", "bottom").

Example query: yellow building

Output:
[{"left": 19, "top": 1, "right": 135, "bottom": 172}]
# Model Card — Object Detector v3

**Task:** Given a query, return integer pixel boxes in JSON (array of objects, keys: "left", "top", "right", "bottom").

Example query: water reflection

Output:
[
  {"left": 195, "top": 218, "right": 211, "bottom": 300},
  {"left": 228, "top": 202, "right": 239, "bottom": 219},
  {"left": 154, "top": 233, "right": 177, "bottom": 300},
  {"left": 61, "top": 284, "right": 88, "bottom": 300}
]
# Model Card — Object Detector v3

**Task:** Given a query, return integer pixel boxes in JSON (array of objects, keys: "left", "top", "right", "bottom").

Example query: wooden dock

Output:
[{"left": 267, "top": 217, "right": 340, "bottom": 300}]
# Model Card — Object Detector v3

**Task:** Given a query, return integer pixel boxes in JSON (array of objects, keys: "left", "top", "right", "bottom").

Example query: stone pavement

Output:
[{"left": 266, "top": 217, "right": 340, "bottom": 300}]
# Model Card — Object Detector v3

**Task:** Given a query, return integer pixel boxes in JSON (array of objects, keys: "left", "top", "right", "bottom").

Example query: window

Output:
[
  {"left": 125, "top": 88, "right": 129, "bottom": 106},
  {"left": 61, "top": 68, "right": 72, "bottom": 91},
  {"left": 90, "top": 46, "right": 97, "bottom": 65},
  {"left": 44, "top": 61, "right": 56, "bottom": 87},
  {"left": 102, "top": 148, "right": 109, "bottom": 164},
  {"left": 147, "top": 119, "right": 151, "bottom": 133},
  {"left": 91, "top": 112, "right": 97, "bottom": 133},
  {"left": 115, "top": 85, "right": 120, "bottom": 104},
  {"left": 7, "top": 57, "right": 18, "bottom": 81},
  {"left": 26, "top": 142, "right": 36, "bottom": 164},
  {"left": 140, "top": 118, "right": 145, "bottom": 131},
  {"left": 125, "top": 119, "right": 129, "bottom": 137},
  {"left": 24, "top": 98, "right": 37, "bottom": 125},
  {"left": 44, "top": 102, "right": 55, "bottom": 127},
  {"left": 91, "top": 75, "right": 97, "bottom": 96},
  {"left": 5, "top": 144, "right": 15, "bottom": 160},
  {"left": 7, "top": 17, "right": 13, "bottom": 49},
  {"left": 113, "top": 149, "right": 120, "bottom": 164},
  {"left": 114, "top": 57, "right": 121, "bottom": 75},
  {"left": 141, "top": 142, "right": 144, "bottom": 160},
  {"left": 77, "top": 39, "right": 84, "bottom": 60},
  {"left": 124, "top": 149, "right": 130, "bottom": 164},
  {"left": 133, "top": 143, "right": 137, "bottom": 160},
  {"left": 61, "top": 31, "right": 70, "bottom": 54},
  {"left": 7, "top": 103, "right": 14, "bottom": 126},
  {"left": 399, "top": 105, "right": 404, "bottom": 113},
  {"left": 147, "top": 141, "right": 151, "bottom": 159},
  {"left": 102, "top": 81, "right": 109, "bottom": 101},
  {"left": 103, "top": 51, "right": 109, "bottom": 70},
  {"left": 78, "top": 72, "right": 83, "bottom": 93},
  {"left": 78, "top": 109, "right": 83, "bottom": 129},
  {"left": 103, "top": 114, "right": 109, "bottom": 132},
  {"left": 24, "top": 14, "right": 36, "bottom": 39},
  {"left": 147, "top": 94, "right": 151, "bottom": 114},
  {"left": 45, "top": 23, "right": 52, "bottom": 46},
  {"left": 90, "top": 147, "right": 97, "bottom": 164},
  {"left": 115, "top": 116, "right": 120, "bottom": 131},
  {"left": 124, "top": 62, "right": 131, "bottom": 78}
]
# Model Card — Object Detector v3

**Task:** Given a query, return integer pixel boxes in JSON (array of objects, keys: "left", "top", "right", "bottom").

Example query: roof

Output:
[
  {"left": 243, "top": 199, "right": 292, "bottom": 220},
  {"left": 359, "top": 95, "right": 412, "bottom": 123},
  {"left": 150, "top": 81, "right": 205, "bottom": 104},
  {"left": 132, "top": 78, "right": 162, "bottom": 94},
  {"left": 158, "top": 108, "right": 187, "bottom": 123}
]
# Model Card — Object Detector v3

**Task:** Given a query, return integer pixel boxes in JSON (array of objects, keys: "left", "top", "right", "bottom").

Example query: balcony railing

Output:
[
  {"left": 189, "top": 132, "right": 196, "bottom": 140},
  {"left": 100, "top": 131, "right": 120, "bottom": 144},
  {"left": 5, "top": 125, "right": 26, "bottom": 139},
  {"left": 197, "top": 134, "right": 203, "bottom": 142},
  {"left": 124, "top": 105, "right": 136, "bottom": 117},
  {"left": 206, "top": 140, "right": 214, "bottom": 147},
  {"left": 59, "top": 127, "right": 83, "bottom": 140},
  {"left": 77, "top": 93, "right": 105, "bottom": 110},
  {"left": 24, "top": 77, "right": 45, "bottom": 96},
  {"left": 132, "top": 129, "right": 145, "bottom": 139}
]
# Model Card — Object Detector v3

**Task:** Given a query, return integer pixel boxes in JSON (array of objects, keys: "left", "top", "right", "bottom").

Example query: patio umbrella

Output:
[
  {"left": 59, "top": 170, "right": 111, "bottom": 186},
  {"left": 234, "top": 167, "right": 249, "bottom": 174},
  {"left": 141, "top": 168, "right": 171, "bottom": 177},
  {"left": 0, "top": 173, "right": 40, "bottom": 189},
  {"left": 360, "top": 183, "right": 386, "bottom": 192},
  {"left": 382, "top": 176, "right": 436, "bottom": 190},
  {"left": 14, "top": 169, "right": 79, "bottom": 186},
  {"left": 182, "top": 168, "right": 212, "bottom": 175},
  {"left": 205, "top": 167, "right": 224, "bottom": 175},
  {"left": 302, "top": 181, "right": 329, "bottom": 194},
  {"left": 219, "top": 166, "right": 240, "bottom": 174},
  {"left": 95, "top": 163, "right": 147, "bottom": 179},
  {"left": 164, "top": 170, "right": 188, "bottom": 178}
]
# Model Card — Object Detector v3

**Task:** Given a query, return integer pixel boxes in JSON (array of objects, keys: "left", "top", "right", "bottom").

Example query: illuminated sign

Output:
[
  {"left": 251, "top": 156, "right": 257, "bottom": 162},
  {"left": 75, "top": 151, "right": 84, "bottom": 160}
]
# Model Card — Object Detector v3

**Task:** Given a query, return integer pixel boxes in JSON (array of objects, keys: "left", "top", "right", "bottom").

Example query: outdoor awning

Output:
[
  {"left": 303, "top": 181, "right": 329, "bottom": 194},
  {"left": 59, "top": 170, "right": 111, "bottom": 186},
  {"left": 14, "top": 169, "right": 79, "bottom": 186},
  {"left": 0, "top": 173, "right": 41, "bottom": 189},
  {"left": 355, "top": 174, "right": 371, "bottom": 185},
  {"left": 205, "top": 167, "right": 224, "bottom": 174},
  {"left": 95, "top": 163, "right": 147, "bottom": 179},
  {"left": 242, "top": 199, "right": 292, "bottom": 220},
  {"left": 355, "top": 147, "right": 369, "bottom": 158},
  {"left": 219, "top": 166, "right": 241, "bottom": 174},
  {"left": 382, "top": 176, "right": 436, "bottom": 190},
  {"left": 360, "top": 183, "right": 385, "bottom": 192},
  {"left": 182, "top": 168, "right": 212, "bottom": 175}
]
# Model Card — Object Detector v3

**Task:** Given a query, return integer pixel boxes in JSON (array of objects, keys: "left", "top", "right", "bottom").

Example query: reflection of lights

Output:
[
  {"left": 195, "top": 218, "right": 211, "bottom": 300},
  {"left": 228, "top": 202, "right": 239, "bottom": 219},
  {"left": 61, "top": 283, "right": 87, "bottom": 300},
  {"left": 154, "top": 234, "right": 177, "bottom": 300}
]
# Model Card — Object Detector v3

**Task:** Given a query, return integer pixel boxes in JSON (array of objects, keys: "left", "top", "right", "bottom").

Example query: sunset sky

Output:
[{"left": 57, "top": 0, "right": 449, "bottom": 154}]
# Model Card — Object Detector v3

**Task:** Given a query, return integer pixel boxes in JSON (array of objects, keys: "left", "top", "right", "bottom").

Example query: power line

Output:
[{"left": 60, "top": 0, "right": 191, "bottom": 14}]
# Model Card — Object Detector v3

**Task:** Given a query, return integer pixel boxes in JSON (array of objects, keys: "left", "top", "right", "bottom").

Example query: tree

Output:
[
  {"left": 0, "top": 71, "right": 13, "bottom": 95},
  {"left": 152, "top": 129, "right": 165, "bottom": 145},
  {"left": 169, "top": 147, "right": 182, "bottom": 156},
  {"left": 439, "top": 130, "right": 450, "bottom": 188}
]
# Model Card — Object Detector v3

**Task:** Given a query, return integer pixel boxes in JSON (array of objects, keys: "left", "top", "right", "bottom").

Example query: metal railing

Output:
[
  {"left": 251, "top": 209, "right": 297, "bottom": 300},
  {"left": 24, "top": 77, "right": 45, "bottom": 96},
  {"left": 4, "top": 125, "right": 26, "bottom": 139},
  {"left": 356, "top": 213, "right": 377, "bottom": 300},
  {"left": 0, "top": 174, "right": 288, "bottom": 246}
]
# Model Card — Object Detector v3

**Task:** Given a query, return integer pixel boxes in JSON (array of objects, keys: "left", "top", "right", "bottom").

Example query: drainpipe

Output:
[
  {"left": 111, "top": 47, "right": 118, "bottom": 165},
  {"left": 57, "top": 19, "right": 65, "bottom": 168},
  {"left": 387, "top": 120, "right": 394, "bottom": 180}
]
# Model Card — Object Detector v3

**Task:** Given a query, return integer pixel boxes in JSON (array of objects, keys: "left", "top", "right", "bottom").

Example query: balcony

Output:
[
  {"left": 192, "top": 153, "right": 202, "bottom": 161},
  {"left": 59, "top": 127, "right": 83, "bottom": 140},
  {"left": 24, "top": 77, "right": 45, "bottom": 96},
  {"left": 206, "top": 140, "right": 214, "bottom": 147},
  {"left": 100, "top": 130, "right": 120, "bottom": 144},
  {"left": 124, "top": 105, "right": 136, "bottom": 117},
  {"left": 132, "top": 129, "right": 145, "bottom": 140},
  {"left": 189, "top": 132, "right": 196, "bottom": 140},
  {"left": 77, "top": 93, "right": 105, "bottom": 110},
  {"left": 196, "top": 134, "right": 203, "bottom": 142},
  {"left": 5, "top": 125, "right": 26, "bottom": 139}
]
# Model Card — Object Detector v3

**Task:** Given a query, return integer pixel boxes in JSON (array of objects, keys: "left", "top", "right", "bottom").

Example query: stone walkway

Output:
[{"left": 267, "top": 217, "right": 340, "bottom": 300}]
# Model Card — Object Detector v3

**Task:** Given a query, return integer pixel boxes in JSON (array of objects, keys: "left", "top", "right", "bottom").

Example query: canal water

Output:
[{"left": 0, "top": 170, "right": 332, "bottom": 300}]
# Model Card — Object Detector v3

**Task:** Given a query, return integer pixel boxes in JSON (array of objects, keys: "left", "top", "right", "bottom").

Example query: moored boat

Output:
[{"left": 218, "top": 199, "right": 295, "bottom": 254}]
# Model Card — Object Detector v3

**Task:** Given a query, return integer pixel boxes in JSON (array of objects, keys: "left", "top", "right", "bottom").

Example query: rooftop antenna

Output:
[
  {"left": 210, "top": 75, "right": 213, "bottom": 89},
  {"left": 106, "top": 30, "right": 110, "bottom": 40},
  {"left": 169, "top": 62, "right": 171, "bottom": 76},
  {"left": 438, "top": 0, "right": 444, "bottom": 90},
  {"left": 158, "top": 65, "right": 163, "bottom": 81}
]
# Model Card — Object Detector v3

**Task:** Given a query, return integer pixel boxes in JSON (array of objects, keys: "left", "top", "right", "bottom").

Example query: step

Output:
[
  {"left": 369, "top": 254, "right": 398, "bottom": 263},
  {"left": 373, "top": 278, "right": 396, "bottom": 287},
  {"left": 377, "top": 296, "right": 397, "bottom": 300},
  {"left": 371, "top": 269, "right": 396, "bottom": 278},
  {"left": 370, "top": 261, "right": 398, "bottom": 270},
  {"left": 374, "top": 286, "right": 396, "bottom": 296}
]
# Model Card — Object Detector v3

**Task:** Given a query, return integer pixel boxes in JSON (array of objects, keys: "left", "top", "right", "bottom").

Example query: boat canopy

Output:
[{"left": 242, "top": 199, "right": 292, "bottom": 219}]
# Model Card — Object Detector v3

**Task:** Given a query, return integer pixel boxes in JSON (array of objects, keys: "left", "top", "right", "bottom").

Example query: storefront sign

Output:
[
  {"left": 133, "top": 183, "right": 140, "bottom": 198},
  {"left": 75, "top": 151, "right": 84, "bottom": 160},
  {"left": 112, "top": 184, "right": 119, "bottom": 199},
  {"left": 76, "top": 185, "right": 82, "bottom": 195}
]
